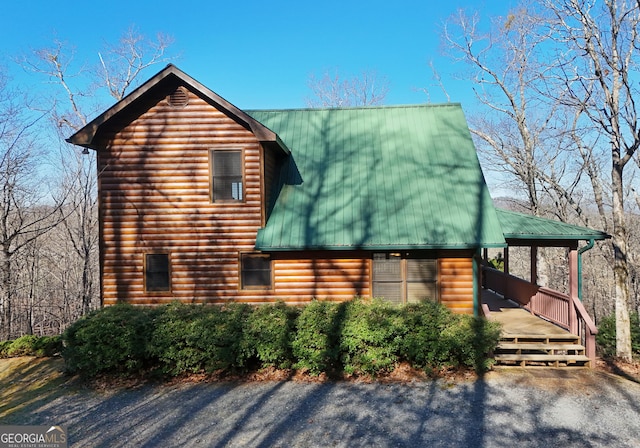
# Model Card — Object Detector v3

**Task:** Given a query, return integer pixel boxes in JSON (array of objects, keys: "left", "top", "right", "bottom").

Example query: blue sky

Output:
[{"left": 2, "top": 1, "right": 514, "bottom": 111}]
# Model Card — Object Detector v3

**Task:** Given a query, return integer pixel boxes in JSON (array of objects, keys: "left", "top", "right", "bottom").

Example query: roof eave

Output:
[
  {"left": 255, "top": 243, "right": 508, "bottom": 252},
  {"left": 504, "top": 234, "right": 611, "bottom": 241}
]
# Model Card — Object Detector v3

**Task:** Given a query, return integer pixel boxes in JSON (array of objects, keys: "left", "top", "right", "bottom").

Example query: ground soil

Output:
[
  {"left": 3, "top": 355, "right": 638, "bottom": 397},
  {"left": 4, "top": 356, "right": 640, "bottom": 447}
]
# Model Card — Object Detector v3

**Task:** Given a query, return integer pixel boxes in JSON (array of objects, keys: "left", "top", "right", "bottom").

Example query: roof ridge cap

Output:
[{"left": 247, "top": 102, "right": 462, "bottom": 113}]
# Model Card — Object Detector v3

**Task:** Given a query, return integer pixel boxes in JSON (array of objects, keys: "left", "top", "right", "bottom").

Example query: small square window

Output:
[
  {"left": 145, "top": 253, "right": 170, "bottom": 292},
  {"left": 211, "top": 150, "right": 243, "bottom": 201},
  {"left": 241, "top": 254, "right": 271, "bottom": 289}
]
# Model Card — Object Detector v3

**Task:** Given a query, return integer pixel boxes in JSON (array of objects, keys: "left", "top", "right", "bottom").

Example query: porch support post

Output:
[
  {"left": 568, "top": 244, "right": 579, "bottom": 334},
  {"left": 530, "top": 245, "right": 538, "bottom": 285},
  {"left": 503, "top": 246, "right": 510, "bottom": 276}
]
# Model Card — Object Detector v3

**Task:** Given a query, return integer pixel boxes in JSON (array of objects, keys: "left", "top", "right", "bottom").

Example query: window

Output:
[
  {"left": 406, "top": 259, "right": 437, "bottom": 303},
  {"left": 372, "top": 253, "right": 402, "bottom": 304},
  {"left": 145, "top": 253, "right": 171, "bottom": 292},
  {"left": 241, "top": 253, "right": 271, "bottom": 289},
  {"left": 211, "top": 150, "right": 243, "bottom": 201},
  {"left": 372, "top": 253, "right": 437, "bottom": 304}
]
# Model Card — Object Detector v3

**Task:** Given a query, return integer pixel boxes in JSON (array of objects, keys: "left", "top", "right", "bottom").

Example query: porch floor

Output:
[{"left": 482, "top": 289, "right": 568, "bottom": 336}]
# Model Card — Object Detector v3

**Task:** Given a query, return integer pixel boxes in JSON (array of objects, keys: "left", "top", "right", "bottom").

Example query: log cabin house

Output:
[{"left": 67, "top": 65, "right": 608, "bottom": 330}]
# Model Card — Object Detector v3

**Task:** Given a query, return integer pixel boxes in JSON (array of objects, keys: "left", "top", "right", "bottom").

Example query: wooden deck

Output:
[
  {"left": 482, "top": 289, "right": 568, "bottom": 336},
  {"left": 482, "top": 289, "right": 591, "bottom": 367}
]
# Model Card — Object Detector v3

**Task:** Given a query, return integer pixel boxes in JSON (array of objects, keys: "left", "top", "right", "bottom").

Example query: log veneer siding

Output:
[
  {"left": 439, "top": 257, "right": 475, "bottom": 314},
  {"left": 97, "top": 88, "right": 265, "bottom": 305},
  {"left": 93, "top": 86, "right": 475, "bottom": 313}
]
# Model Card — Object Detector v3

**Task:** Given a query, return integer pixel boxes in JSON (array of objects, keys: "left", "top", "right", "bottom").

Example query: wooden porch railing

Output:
[{"left": 482, "top": 265, "right": 598, "bottom": 363}]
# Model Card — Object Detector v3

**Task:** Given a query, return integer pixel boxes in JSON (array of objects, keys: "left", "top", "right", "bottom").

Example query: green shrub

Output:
[
  {"left": 339, "top": 299, "right": 406, "bottom": 377},
  {"left": 0, "top": 335, "right": 63, "bottom": 358},
  {"left": 596, "top": 312, "right": 640, "bottom": 357},
  {"left": 149, "top": 303, "right": 251, "bottom": 375},
  {"left": 147, "top": 303, "right": 206, "bottom": 375},
  {"left": 438, "top": 315, "right": 501, "bottom": 372},
  {"left": 12, "top": 335, "right": 62, "bottom": 357},
  {"left": 0, "top": 340, "right": 10, "bottom": 358},
  {"left": 242, "top": 302, "right": 298, "bottom": 369},
  {"left": 399, "top": 301, "right": 457, "bottom": 370},
  {"left": 292, "top": 300, "right": 344, "bottom": 375},
  {"left": 59, "top": 298, "right": 502, "bottom": 379},
  {"left": 62, "top": 304, "right": 156, "bottom": 377},
  {"left": 398, "top": 301, "right": 501, "bottom": 374}
]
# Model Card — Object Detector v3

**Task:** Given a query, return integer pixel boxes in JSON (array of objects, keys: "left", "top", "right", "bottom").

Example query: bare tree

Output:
[
  {"left": 442, "top": 0, "right": 640, "bottom": 360},
  {"left": 0, "top": 69, "right": 64, "bottom": 339},
  {"left": 11, "top": 27, "right": 175, "bottom": 333},
  {"left": 442, "top": 5, "right": 575, "bottom": 219},
  {"left": 544, "top": 0, "right": 640, "bottom": 361},
  {"left": 441, "top": 4, "right": 583, "bottom": 287},
  {"left": 97, "top": 26, "right": 175, "bottom": 101},
  {"left": 305, "top": 69, "right": 390, "bottom": 107}
]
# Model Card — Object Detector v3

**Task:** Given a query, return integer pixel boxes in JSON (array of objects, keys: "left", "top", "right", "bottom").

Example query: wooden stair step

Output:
[
  {"left": 496, "top": 343, "right": 585, "bottom": 352},
  {"left": 500, "top": 334, "right": 580, "bottom": 344},
  {"left": 494, "top": 354, "right": 591, "bottom": 367},
  {"left": 502, "top": 333, "right": 580, "bottom": 340}
]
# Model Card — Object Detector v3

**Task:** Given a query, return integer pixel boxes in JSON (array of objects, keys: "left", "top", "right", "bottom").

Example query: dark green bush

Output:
[
  {"left": 147, "top": 303, "right": 208, "bottom": 375},
  {"left": 292, "top": 300, "right": 344, "bottom": 375},
  {"left": 0, "top": 340, "right": 10, "bottom": 358},
  {"left": 339, "top": 299, "right": 406, "bottom": 377},
  {"left": 62, "top": 304, "right": 156, "bottom": 376},
  {"left": 596, "top": 311, "right": 640, "bottom": 357},
  {"left": 402, "top": 302, "right": 501, "bottom": 373},
  {"left": 59, "top": 298, "right": 502, "bottom": 379},
  {"left": 0, "top": 335, "right": 62, "bottom": 358},
  {"left": 242, "top": 302, "right": 298, "bottom": 369},
  {"left": 437, "top": 315, "right": 501, "bottom": 372},
  {"left": 149, "top": 302, "right": 250, "bottom": 375},
  {"left": 400, "top": 301, "right": 457, "bottom": 370}
]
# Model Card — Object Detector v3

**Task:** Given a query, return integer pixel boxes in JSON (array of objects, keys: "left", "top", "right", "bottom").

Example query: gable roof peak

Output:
[{"left": 66, "top": 64, "right": 287, "bottom": 154}]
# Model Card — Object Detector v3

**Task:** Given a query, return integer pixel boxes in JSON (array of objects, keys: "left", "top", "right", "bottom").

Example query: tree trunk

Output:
[
  {"left": 612, "top": 162, "right": 632, "bottom": 361},
  {"left": 82, "top": 246, "right": 92, "bottom": 316},
  {"left": 0, "top": 247, "right": 12, "bottom": 339},
  {"left": 537, "top": 249, "right": 550, "bottom": 288}
]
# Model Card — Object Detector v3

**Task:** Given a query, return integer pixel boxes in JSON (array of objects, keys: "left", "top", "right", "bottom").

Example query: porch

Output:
[
  {"left": 479, "top": 209, "right": 610, "bottom": 367},
  {"left": 481, "top": 266, "right": 596, "bottom": 367}
]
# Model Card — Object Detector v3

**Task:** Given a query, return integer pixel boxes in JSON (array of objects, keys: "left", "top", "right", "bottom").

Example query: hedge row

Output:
[{"left": 61, "top": 299, "right": 502, "bottom": 378}]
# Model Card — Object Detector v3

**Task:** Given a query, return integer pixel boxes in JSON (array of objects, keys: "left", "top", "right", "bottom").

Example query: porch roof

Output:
[{"left": 496, "top": 209, "right": 610, "bottom": 244}]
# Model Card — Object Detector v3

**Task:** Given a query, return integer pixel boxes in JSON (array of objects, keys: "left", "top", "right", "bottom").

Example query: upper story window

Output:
[{"left": 210, "top": 150, "right": 243, "bottom": 202}]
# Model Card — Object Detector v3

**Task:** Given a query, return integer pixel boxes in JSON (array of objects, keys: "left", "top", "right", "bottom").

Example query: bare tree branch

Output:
[{"left": 305, "top": 69, "right": 389, "bottom": 107}]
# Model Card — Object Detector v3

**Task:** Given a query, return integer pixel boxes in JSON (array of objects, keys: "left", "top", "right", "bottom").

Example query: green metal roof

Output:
[
  {"left": 248, "top": 104, "right": 507, "bottom": 251},
  {"left": 496, "top": 209, "right": 610, "bottom": 241}
]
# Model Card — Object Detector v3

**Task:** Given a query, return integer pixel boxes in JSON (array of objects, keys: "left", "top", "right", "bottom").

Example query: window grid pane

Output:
[
  {"left": 242, "top": 254, "right": 271, "bottom": 289},
  {"left": 373, "top": 255, "right": 438, "bottom": 304},
  {"left": 146, "top": 254, "right": 170, "bottom": 292},
  {"left": 212, "top": 150, "right": 243, "bottom": 201}
]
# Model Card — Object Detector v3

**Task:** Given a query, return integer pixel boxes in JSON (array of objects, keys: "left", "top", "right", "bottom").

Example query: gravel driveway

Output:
[{"left": 3, "top": 368, "right": 640, "bottom": 447}]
